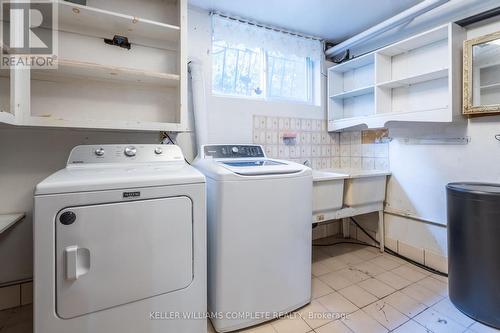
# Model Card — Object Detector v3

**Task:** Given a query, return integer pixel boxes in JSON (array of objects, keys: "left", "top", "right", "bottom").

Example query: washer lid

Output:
[{"left": 219, "top": 159, "right": 304, "bottom": 176}]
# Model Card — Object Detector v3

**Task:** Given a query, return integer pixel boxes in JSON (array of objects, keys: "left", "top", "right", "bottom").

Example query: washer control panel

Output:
[
  {"left": 203, "top": 145, "right": 265, "bottom": 159},
  {"left": 68, "top": 144, "right": 185, "bottom": 165}
]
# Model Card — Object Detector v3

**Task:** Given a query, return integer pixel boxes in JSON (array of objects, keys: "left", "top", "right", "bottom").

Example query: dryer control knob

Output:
[
  {"left": 232, "top": 146, "right": 239, "bottom": 154},
  {"left": 154, "top": 147, "right": 163, "bottom": 155},
  {"left": 124, "top": 146, "right": 137, "bottom": 157}
]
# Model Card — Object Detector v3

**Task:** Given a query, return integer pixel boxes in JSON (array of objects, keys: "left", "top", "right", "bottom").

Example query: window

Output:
[
  {"left": 211, "top": 14, "right": 322, "bottom": 104},
  {"left": 267, "top": 52, "right": 312, "bottom": 102},
  {"left": 212, "top": 41, "right": 264, "bottom": 97}
]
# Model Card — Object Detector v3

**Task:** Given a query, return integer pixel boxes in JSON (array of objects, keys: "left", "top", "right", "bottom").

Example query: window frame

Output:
[{"left": 264, "top": 52, "right": 314, "bottom": 104}]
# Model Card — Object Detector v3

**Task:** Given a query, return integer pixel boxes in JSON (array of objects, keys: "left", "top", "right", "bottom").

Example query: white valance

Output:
[{"left": 212, "top": 14, "right": 323, "bottom": 62}]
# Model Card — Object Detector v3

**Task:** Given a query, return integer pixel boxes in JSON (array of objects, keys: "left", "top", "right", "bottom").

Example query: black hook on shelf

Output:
[{"left": 495, "top": 134, "right": 500, "bottom": 141}]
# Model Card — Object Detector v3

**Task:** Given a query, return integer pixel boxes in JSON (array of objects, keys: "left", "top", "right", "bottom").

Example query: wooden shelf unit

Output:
[
  {"left": 0, "top": 0, "right": 188, "bottom": 132},
  {"left": 327, "top": 23, "right": 465, "bottom": 131},
  {"left": 32, "top": 59, "right": 180, "bottom": 87},
  {"left": 57, "top": 1, "right": 180, "bottom": 48}
]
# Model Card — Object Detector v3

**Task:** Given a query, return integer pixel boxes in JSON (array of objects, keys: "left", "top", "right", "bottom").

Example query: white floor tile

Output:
[
  {"left": 416, "top": 276, "right": 448, "bottom": 297},
  {"left": 391, "top": 265, "right": 427, "bottom": 283},
  {"left": 391, "top": 319, "right": 429, "bottom": 333},
  {"left": 318, "top": 272, "right": 354, "bottom": 291},
  {"left": 336, "top": 267, "right": 371, "bottom": 284},
  {"left": 322, "top": 257, "right": 349, "bottom": 272},
  {"left": 357, "top": 278, "right": 395, "bottom": 299},
  {"left": 413, "top": 308, "right": 467, "bottom": 333},
  {"left": 370, "top": 256, "right": 402, "bottom": 271},
  {"left": 352, "top": 262, "right": 386, "bottom": 277},
  {"left": 342, "top": 309, "right": 388, "bottom": 333},
  {"left": 375, "top": 271, "right": 412, "bottom": 290},
  {"left": 314, "top": 320, "right": 353, "bottom": 333},
  {"left": 270, "top": 315, "right": 311, "bottom": 333},
  {"left": 0, "top": 305, "right": 32, "bottom": 333},
  {"left": 298, "top": 300, "right": 333, "bottom": 329},
  {"left": 382, "top": 291, "right": 427, "bottom": 318},
  {"left": 317, "top": 292, "right": 359, "bottom": 315},
  {"left": 312, "top": 248, "right": 331, "bottom": 262},
  {"left": 312, "top": 278, "right": 335, "bottom": 299},
  {"left": 338, "top": 285, "right": 377, "bottom": 308},
  {"left": 313, "top": 261, "right": 333, "bottom": 277},
  {"left": 362, "top": 300, "right": 409, "bottom": 330},
  {"left": 335, "top": 253, "right": 365, "bottom": 266},
  {"left": 400, "top": 283, "right": 444, "bottom": 307},
  {"left": 432, "top": 298, "right": 475, "bottom": 328},
  {"left": 351, "top": 248, "right": 380, "bottom": 261},
  {"left": 237, "top": 323, "right": 277, "bottom": 333}
]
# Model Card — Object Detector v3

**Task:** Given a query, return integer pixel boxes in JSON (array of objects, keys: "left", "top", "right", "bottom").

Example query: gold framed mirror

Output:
[{"left": 463, "top": 31, "right": 500, "bottom": 115}]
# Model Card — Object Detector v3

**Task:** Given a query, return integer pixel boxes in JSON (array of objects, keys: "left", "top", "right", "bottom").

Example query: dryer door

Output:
[{"left": 55, "top": 196, "right": 193, "bottom": 319}]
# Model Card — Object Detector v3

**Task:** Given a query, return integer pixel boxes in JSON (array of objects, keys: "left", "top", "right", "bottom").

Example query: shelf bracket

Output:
[{"left": 401, "top": 137, "right": 471, "bottom": 145}]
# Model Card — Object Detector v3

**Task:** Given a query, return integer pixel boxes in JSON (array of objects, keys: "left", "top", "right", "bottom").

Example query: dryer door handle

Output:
[{"left": 65, "top": 246, "right": 90, "bottom": 280}]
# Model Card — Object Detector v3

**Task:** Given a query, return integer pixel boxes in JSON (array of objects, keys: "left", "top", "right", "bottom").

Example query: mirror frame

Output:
[{"left": 463, "top": 30, "right": 500, "bottom": 115}]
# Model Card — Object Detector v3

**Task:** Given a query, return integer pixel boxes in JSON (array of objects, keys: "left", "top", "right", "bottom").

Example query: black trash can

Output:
[{"left": 447, "top": 183, "right": 500, "bottom": 329}]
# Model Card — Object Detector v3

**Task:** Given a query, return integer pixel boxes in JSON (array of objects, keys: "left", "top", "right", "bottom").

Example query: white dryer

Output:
[
  {"left": 192, "top": 144, "right": 312, "bottom": 332},
  {"left": 34, "top": 144, "right": 207, "bottom": 333}
]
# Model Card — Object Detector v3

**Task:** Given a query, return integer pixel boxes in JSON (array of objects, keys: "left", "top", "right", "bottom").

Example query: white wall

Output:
[
  {"left": 187, "top": 7, "right": 326, "bottom": 144},
  {"left": 383, "top": 16, "right": 500, "bottom": 257}
]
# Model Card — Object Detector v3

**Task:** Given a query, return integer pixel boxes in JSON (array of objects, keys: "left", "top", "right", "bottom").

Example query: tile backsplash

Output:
[{"left": 252, "top": 115, "right": 389, "bottom": 170}]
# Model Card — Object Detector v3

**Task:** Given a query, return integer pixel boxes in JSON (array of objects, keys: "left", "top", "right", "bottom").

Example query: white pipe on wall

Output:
[
  {"left": 326, "top": 0, "right": 450, "bottom": 58},
  {"left": 326, "top": 0, "right": 500, "bottom": 59},
  {"left": 189, "top": 60, "right": 209, "bottom": 151}
]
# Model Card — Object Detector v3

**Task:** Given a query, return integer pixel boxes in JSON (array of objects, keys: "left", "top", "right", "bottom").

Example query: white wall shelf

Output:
[
  {"left": 376, "top": 68, "right": 448, "bottom": 89},
  {"left": 0, "top": 214, "right": 25, "bottom": 235},
  {"left": 327, "top": 23, "right": 465, "bottom": 132},
  {"left": 0, "top": 0, "right": 188, "bottom": 132},
  {"left": 330, "top": 86, "right": 374, "bottom": 99},
  {"left": 480, "top": 83, "right": 500, "bottom": 90}
]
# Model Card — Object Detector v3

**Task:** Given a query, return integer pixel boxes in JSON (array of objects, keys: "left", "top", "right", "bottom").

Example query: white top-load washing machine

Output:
[
  {"left": 192, "top": 144, "right": 312, "bottom": 332},
  {"left": 34, "top": 144, "right": 206, "bottom": 333}
]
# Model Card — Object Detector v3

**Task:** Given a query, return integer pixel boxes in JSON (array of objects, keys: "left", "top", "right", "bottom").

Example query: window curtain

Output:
[{"left": 212, "top": 14, "right": 323, "bottom": 62}]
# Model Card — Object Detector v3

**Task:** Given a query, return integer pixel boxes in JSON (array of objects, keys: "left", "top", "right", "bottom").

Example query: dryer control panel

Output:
[
  {"left": 67, "top": 144, "right": 185, "bottom": 165},
  {"left": 203, "top": 145, "right": 265, "bottom": 159}
]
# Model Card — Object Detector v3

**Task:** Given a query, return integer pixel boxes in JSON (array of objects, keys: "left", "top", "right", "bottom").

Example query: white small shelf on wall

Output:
[
  {"left": 327, "top": 23, "right": 466, "bottom": 132},
  {"left": 0, "top": 214, "right": 24, "bottom": 234},
  {"left": 0, "top": 0, "right": 188, "bottom": 132}
]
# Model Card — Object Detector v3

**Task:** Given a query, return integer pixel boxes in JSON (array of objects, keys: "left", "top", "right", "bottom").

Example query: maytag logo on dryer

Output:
[{"left": 123, "top": 191, "right": 141, "bottom": 199}]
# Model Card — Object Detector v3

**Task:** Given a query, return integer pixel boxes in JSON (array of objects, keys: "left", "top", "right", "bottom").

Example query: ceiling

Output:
[{"left": 189, "top": 0, "right": 423, "bottom": 42}]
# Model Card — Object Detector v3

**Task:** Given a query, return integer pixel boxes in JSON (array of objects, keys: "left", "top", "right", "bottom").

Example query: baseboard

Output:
[
  {"left": 348, "top": 222, "right": 448, "bottom": 274},
  {"left": 0, "top": 281, "right": 33, "bottom": 311}
]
